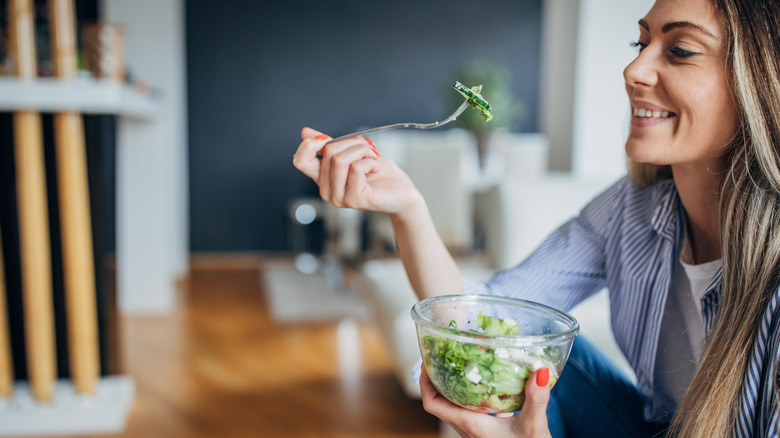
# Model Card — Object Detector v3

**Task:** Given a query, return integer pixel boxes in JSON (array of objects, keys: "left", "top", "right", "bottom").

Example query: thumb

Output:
[
  {"left": 518, "top": 368, "right": 552, "bottom": 431},
  {"left": 301, "top": 126, "right": 326, "bottom": 140}
]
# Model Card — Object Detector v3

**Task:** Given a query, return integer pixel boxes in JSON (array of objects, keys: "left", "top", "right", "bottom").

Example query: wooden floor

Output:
[{"left": 69, "top": 264, "right": 439, "bottom": 438}]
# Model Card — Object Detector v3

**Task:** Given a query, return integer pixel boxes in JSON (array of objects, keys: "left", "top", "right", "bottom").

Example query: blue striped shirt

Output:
[{"left": 465, "top": 176, "right": 780, "bottom": 436}]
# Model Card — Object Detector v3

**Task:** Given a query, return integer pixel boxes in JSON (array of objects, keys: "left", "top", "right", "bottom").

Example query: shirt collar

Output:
[
  {"left": 701, "top": 267, "right": 723, "bottom": 335},
  {"left": 650, "top": 179, "right": 681, "bottom": 241}
]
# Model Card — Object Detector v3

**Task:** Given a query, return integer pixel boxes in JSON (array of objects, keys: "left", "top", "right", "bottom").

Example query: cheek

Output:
[
  {"left": 677, "top": 80, "right": 738, "bottom": 145},
  {"left": 701, "top": 92, "right": 738, "bottom": 147}
]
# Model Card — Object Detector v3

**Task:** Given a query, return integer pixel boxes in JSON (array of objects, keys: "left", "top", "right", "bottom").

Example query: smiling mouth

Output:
[{"left": 632, "top": 107, "right": 675, "bottom": 119}]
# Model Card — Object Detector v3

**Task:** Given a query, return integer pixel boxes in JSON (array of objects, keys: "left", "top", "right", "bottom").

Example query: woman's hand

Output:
[
  {"left": 294, "top": 126, "right": 463, "bottom": 299},
  {"left": 420, "top": 366, "right": 553, "bottom": 438},
  {"left": 293, "top": 127, "right": 423, "bottom": 216}
]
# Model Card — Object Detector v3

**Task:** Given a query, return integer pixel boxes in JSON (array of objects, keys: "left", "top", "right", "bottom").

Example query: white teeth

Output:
[{"left": 633, "top": 107, "right": 672, "bottom": 119}]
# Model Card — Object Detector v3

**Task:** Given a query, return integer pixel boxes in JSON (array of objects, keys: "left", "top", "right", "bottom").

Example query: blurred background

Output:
[{"left": 0, "top": 0, "right": 650, "bottom": 437}]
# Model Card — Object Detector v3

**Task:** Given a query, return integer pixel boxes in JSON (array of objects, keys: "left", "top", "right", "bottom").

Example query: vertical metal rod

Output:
[
  {"left": 9, "top": 0, "right": 57, "bottom": 402},
  {"left": 49, "top": 0, "right": 100, "bottom": 395}
]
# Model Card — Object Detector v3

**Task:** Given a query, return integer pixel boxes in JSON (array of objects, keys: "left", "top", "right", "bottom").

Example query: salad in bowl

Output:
[{"left": 411, "top": 294, "right": 579, "bottom": 414}]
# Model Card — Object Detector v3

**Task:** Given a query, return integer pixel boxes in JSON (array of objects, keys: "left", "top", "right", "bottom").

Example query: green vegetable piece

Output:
[
  {"left": 486, "top": 393, "right": 524, "bottom": 412},
  {"left": 477, "top": 311, "right": 519, "bottom": 336},
  {"left": 453, "top": 81, "right": 494, "bottom": 122},
  {"left": 488, "top": 357, "right": 529, "bottom": 393}
]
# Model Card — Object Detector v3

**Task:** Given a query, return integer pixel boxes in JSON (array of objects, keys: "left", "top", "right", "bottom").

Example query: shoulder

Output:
[
  {"left": 577, "top": 175, "right": 677, "bottom": 238},
  {"left": 755, "top": 287, "right": 780, "bottom": 408},
  {"left": 763, "top": 286, "right": 780, "bottom": 434}
]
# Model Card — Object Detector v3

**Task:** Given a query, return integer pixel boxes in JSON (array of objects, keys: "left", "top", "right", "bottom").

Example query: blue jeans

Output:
[{"left": 547, "top": 337, "right": 669, "bottom": 438}]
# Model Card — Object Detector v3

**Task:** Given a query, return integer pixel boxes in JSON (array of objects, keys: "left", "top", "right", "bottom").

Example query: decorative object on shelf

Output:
[
  {"left": 449, "top": 59, "right": 525, "bottom": 172},
  {"left": 81, "top": 22, "right": 124, "bottom": 81}
]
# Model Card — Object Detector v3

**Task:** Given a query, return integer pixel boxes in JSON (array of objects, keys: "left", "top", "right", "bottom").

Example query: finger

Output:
[
  {"left": 419, "top": 367, "right": 498, "bottom": 438},
  {"left": 342, "top": 157, "right": 380, "bottom": 208},
  {"left": 419, "top": 366, "right": 451, "bottom": 410},
  {"left": 517, "top": 368, "right": 552, "bottom": 432},
  {"left": 419, "top": 366, "right": 439, "bottom": 402},
  {"left": 293, "top": 129, "right": 331, "bottom": 181},
  {"left": 365, "top": 137, "right": 382, "bottom": 157},
  {"left": 301, "top": 126, "right": 325, "bottom": 140},
  {"left": 318, "top": 137, "right": 374, "bottom": 202},
  {"left": 327, "top": 144, "right": 379, "bottom": 206},
  {"left": 419, "top": 367, "right": 465, "bottom": 418}
]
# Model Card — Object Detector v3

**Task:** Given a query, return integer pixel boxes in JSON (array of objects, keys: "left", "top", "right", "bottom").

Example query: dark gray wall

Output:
[{"left": 187, "top": 0, "right": 543, "bottom": 251}]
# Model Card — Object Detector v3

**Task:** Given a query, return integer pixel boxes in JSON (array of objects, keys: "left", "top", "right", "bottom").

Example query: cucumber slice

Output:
[{"left": 454, "top": 81, "right": 493, "bottom": 122}]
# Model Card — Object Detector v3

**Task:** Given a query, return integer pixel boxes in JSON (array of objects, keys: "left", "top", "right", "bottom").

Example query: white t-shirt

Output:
[{"left": 655, "top": 234, "right": 722, "bottom": 407}]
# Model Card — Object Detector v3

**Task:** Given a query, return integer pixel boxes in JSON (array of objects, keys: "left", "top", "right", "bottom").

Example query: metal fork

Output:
[{"left": 323, "top": 99, "right": 471, "bottom": 145}]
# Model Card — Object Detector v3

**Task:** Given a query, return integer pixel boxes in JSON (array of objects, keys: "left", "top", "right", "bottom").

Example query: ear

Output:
[{"left": 301, "top": 126, "right": 325, "bottom": 140}]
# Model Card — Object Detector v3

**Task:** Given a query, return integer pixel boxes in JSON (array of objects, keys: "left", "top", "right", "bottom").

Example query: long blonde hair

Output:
[{"left": 630, "top": 0, "right": 780, "bottom": 436}]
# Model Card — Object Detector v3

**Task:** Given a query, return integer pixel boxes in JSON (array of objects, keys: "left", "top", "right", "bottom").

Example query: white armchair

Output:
[{"left": 369, "top": 128, "right": 479, "bottom": 252}]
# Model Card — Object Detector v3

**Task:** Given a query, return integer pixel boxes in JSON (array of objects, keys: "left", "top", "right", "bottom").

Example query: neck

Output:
[{"left": 671, "top": 164, "right": 724, "bottom": 264}]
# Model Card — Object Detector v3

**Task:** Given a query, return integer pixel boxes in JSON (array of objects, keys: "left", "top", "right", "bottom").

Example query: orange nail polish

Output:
[
  {"left": 536, "top": 368, "right": 549, "bottom": 387},
  {"left": 365, "top": 138, "right": 380, "bottom": 156},
  {"left": 315, "top": 134, "right": 329, "bottom": 141}
]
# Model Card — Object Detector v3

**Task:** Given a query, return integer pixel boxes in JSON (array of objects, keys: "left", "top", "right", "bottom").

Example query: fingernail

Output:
[
  {"left": 315, "top": 134, "right": 329, "bottom": 141},
  {"left": 536, "top": 368, "right": 549, "bottom": 387},
  {"left": 366, "top": 138, "right": 381, "bottom": 157}
]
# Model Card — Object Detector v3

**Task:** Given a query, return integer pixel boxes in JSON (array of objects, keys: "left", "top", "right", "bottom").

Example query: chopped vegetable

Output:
[
  {"left": 477, "top": 312, "right": 518, "bottom": 336},
  {"left": 454, "top": 81, "right": 494, "bottom": 122},
  {"left": 420, "top": 312, "right": 559, "bottom": 413}
]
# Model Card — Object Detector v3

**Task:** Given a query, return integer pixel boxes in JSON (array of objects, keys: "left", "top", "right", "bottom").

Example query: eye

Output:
[
  {"left": 668, "top": 47, "right": 696, "bottom": 59},
  {"left": 630, "top": 41, "right": 648, "bottom": 52}
]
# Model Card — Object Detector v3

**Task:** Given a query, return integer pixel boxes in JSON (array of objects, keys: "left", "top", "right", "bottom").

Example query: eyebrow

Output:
[{"left": 638, "top": 19, "right": 718, "bottom": 40}]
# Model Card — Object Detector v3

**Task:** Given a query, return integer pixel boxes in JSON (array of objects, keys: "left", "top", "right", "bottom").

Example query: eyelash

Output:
[
  {"left": 668, "top": 47, "right": 695, "bottom": 59},
  {"left": 630, "top": 41, "right": 696, "bottom": 60}
]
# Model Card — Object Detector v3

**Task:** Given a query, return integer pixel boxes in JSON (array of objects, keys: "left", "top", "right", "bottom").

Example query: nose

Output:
[{"left": 623, "top": 47, "right": 658, "bottom": 88}]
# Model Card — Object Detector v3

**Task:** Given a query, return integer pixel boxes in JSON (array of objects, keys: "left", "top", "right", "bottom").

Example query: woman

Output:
[{"left": 293, "top": 0, "right": 780, "bottom": 436}]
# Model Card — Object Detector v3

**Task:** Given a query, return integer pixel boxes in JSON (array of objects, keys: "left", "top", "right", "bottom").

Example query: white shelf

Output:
[{"left": 0, "top": 77, "right": 158, "bottom": 119}]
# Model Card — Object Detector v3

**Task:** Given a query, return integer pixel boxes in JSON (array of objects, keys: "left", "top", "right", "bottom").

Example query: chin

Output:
[
  {"left": 625, "top": 144, "right": 650, "bottom": 164},
  {"left": 624, "top": 140, "right": 668, "bottom": 166}
]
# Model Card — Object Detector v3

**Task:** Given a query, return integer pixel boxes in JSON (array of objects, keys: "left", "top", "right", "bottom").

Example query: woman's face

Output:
[{"left": 623, "top": 0, "right": 738, "bottom": 173}]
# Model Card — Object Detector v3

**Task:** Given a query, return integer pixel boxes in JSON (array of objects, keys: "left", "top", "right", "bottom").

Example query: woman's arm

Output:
[{"left": 390, "top": 196, "right": 463, "bottom": 300}]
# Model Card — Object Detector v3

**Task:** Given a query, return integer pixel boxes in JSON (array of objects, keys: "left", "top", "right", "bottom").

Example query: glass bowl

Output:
[{"left": 411, "top": 294, "right": 579, "bottom": 414}]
